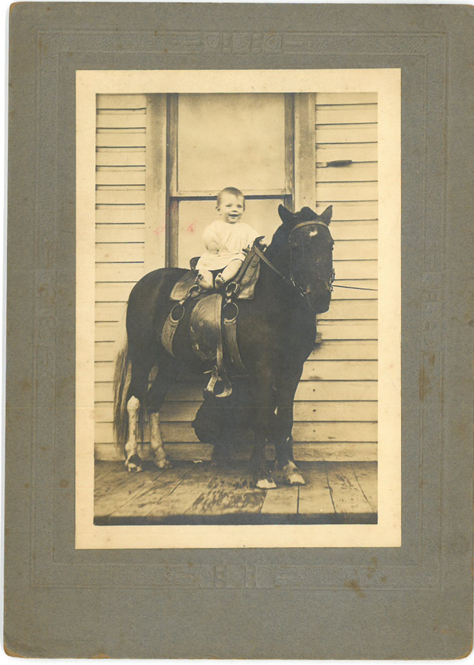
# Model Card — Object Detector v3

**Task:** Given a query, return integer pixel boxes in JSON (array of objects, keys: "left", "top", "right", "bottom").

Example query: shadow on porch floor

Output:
[{"left": 94, "top": 460, "right": 377, "bottom": 525}]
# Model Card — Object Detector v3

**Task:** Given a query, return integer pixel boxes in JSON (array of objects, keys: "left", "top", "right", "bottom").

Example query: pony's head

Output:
[{"left": 277, "top": 204, "right": 334, "bottom": 313}]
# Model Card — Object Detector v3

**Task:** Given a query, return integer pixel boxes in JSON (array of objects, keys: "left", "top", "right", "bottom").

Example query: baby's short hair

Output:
[{"left": 217, "top": 187, "right": 245, "bottom": 208}]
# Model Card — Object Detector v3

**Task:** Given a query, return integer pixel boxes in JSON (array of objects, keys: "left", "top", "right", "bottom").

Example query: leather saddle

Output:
[
  {"left": 169, "top": 244, "right": 261, "bottom": 302},
  {"left": 161, "top": 241, "right": 263, "bottom": 397}
]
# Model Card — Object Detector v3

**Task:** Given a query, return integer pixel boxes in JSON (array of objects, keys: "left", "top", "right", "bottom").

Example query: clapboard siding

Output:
[
  {"left": 94, "top": 92, "right": 378, "bottom": 463},
  {"left": 93, "top": 359, "right": 378, "bottom": 383},
  {"left": 95, "top": 442, "right": 378, "bottom": 463},
  {"left": 95, "top": 421, "right": 378, "bottom": 445},
  {"left": 315, "top": 124, "right": 377, "bottom": 144},
  {"left": 330, "top": 221, "right": 377, "bottom": 240},
  {"left": 315, "top": 105, "right": 378, "bottom": 125},
  {"left": 95, "top": 401, "right": 378, "bottom": 424},
  {"left": 317, "top": 143, "right": 377, "bottom": 164},
  {"left": 96, "top": 224, "right": 146, "bottom": 244},
  {"left": 94, "top": 379, "right": 378, "bottom": 405},
  {"left": 317, "top": 182, "right": 378, "bottom": 202},
  {"left": 96, "top": 170, "right": 146, "bottom": 186},
  {"left": 316, "top": 162, "right": 377, "bottom": 183},
  {"left": 96, "top": 151, "right": 147, "bottom": 167},
  {"left": 93, "top": 299, "right": 377, "bottom": 325},
  {"left": 95, "top": 339, "right": 377, "bottom": 364},
  {"left": 328, "top": 202, "right": 377, "bottom": 221},
  {"left": 314, "top": 91, "right": 378, "bottom": 459},
  {"left": 94, "top": 95, "right": 147, "bottom": 452}
]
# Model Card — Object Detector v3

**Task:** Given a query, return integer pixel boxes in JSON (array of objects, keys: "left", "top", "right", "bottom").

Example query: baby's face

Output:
[{"left": 217, "top": 194, "right": 245, "bottom": 224}]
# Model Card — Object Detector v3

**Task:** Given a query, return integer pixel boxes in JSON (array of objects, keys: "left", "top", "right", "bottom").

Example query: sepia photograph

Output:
[{"left": 76, "top": 69, "right": 401, "bottom": 548}]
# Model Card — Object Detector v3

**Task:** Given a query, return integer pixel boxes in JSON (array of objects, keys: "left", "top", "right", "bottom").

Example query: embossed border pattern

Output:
[{"left": 29, "top": 30, "right": 446, "bottom": 590}]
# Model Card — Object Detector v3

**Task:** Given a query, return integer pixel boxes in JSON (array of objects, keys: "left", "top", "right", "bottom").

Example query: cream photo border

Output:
[{"left": 76, "top": 69, "right": 401, "bottom": 549}]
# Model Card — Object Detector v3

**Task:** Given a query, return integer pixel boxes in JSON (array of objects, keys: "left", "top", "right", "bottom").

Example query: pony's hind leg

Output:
[
  {"left": 125, "top": 396, "right": 143, "bottom": 472},
  {"left": 123, "top": 356, "right": 153, "bottom": 473},
  {"left": 149, "top": 412, "right": 171, "bottom": 469},
  {"left": 147, "top": 354, "right": 179, "bottom": 469}
]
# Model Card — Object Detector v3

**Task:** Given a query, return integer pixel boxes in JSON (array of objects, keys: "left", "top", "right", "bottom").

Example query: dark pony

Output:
[{"left": 113, "top": 204, "right": 334, "bottom": 488}]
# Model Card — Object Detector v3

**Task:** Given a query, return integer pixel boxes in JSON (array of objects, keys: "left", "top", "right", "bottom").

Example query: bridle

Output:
[
  {"left": 289, "top": 220, "right": 335, "bottom": 296},
  {"left": 253, "top": 220, "right": 335, "bottom": 301}
]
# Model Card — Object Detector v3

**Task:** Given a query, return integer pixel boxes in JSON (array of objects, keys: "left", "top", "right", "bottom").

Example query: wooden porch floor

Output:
[{"left": 95, "top": 460, "right": 377, "bottom": 525}]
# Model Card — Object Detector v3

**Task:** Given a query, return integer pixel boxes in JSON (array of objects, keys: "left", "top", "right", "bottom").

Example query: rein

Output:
[
  {"left": 332, "top": 283, "right": 378, "bottom": 292},
  {"left": 252, "top": 243, "right": 306, "bottom": 296}
]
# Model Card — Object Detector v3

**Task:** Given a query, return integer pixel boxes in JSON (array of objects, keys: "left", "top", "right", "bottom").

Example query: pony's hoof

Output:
[
  {"left": 282, "top": 463, "right": 305, "bottom": 486},
  {"left": 154, "top": 456, "right": 172, "bottom": 469},
  {"left": 125, "top": 454, "right": 143, "bottom": 473},
  {"left": 256, "top": 477, "right": 277, "bottom": 490}
]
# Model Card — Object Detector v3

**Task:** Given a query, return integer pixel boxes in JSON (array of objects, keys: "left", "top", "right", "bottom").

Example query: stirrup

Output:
[
  {"left": 225, "top": 281, "right": 239, "bottom": 299},
  {"left": 187, "top": 283, "right": 203, "bottom": 299},
  {"left": 203, "top": 366, "right": 233, "bottom": 398}
]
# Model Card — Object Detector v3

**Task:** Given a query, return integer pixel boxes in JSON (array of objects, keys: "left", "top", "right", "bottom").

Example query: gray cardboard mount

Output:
[{"left": 5, "top": 3, "right": 474, "bottom": 659}]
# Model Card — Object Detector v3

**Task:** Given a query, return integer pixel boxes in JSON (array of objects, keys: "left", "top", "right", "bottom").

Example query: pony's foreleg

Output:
[
  {"left": 125, "top": 396, "right": 143, "bottom": 472},
  {"left": 274, "top": 375, "right": 305, "bottom": 486},
  {"left": 149, "top": 412, "right": 172, "bottom": 469},
  {"left": 250, "top": 372, "right": 277, "bottom": 490}
]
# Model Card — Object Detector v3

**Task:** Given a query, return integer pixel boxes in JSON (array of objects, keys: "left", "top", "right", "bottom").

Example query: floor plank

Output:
[
  {"left": 110, "top": 464, "right": 193, "bottom": 517},
  {"left": 94, "top": 461, "right": 377, "bottom": 522},
  {"left": 326, "top": 463, "right": 372, "bottom": 514},
  {"left": 144, "top": 464, "right": 218, "bottom": 518},
  {"left": 298, "top": 463, "right": 335, "bottom": 515},
  {"left": 187, "top": 465, "right": 265, "bottom": 515},
  {"left": 94, "top": 464, "right": 168, "bottom": 517},
  {"left": 260, "top": 485, "right": 299, "bottom": 515},
  {"left": 352, "top": 462, "right": 378, "bottom": 512},
  {"left": 94, "top": 460, "right": 122, "bottom": 482}
]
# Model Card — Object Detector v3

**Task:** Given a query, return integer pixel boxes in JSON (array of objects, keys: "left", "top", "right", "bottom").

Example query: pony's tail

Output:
[{"left": 113, "top": 339, "right": 132, "bottom": 457}]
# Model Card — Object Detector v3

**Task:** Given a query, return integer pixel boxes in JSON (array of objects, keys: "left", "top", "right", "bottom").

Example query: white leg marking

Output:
[
  {"left": 125, "top": 396, "right": 142, "bottom": 472},
  {"left": 150, "top": 412, "right": 172, "bottom": 469},
  {"left": 282, "top": 460, "right": 305, "bottom": 486},
  {"left": 256, "top": 477, "right": 277, "bottom": 490}
]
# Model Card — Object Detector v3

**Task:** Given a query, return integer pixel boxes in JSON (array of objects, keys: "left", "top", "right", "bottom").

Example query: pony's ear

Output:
[
  {"left": 319, "top": 205, "right": 333, "bottom": 226},
  {"left": 278, "top": 204, "right": 295, "bottom": 226}
]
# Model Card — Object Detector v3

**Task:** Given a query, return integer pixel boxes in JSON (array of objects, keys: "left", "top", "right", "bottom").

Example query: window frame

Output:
[
  {"left": 166, "top": 93, "right": 295, "bottom": 268},
  {"left": 144, "top": 92, "right": 316, "bottom": 270}
]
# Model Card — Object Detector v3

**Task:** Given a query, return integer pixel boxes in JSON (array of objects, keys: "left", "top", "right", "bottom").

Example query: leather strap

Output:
[
  {"left": 223, "top": 303, "right": 246, "bottom": 374},
  {"left": 213, "top": 330, "right": 233, "bottom": 398},
  {"left": 162, "top": 285, "right": 246, "bottom": 397},
  {"left": 252, "top": 243, "right": 293, "bottom": 286},
  {"left": 289, "top": 220, "right": 330, "bottom": 237},
  {"left": 204, "top": 301, "right": 233, "bottom": 398},
  {"left": 161, "top": 302, "right": 185, "bottom": 357},
  {"left": 222, "top": 241, "right": 261, "bottom": 299},
  {"left": 234, "top": 240, "right": 263, "bottom": 280}
]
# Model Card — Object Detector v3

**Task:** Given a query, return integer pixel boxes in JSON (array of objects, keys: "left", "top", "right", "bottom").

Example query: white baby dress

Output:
[{"left": 195, "top": 220, "right": 260, "bottom": 271}]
